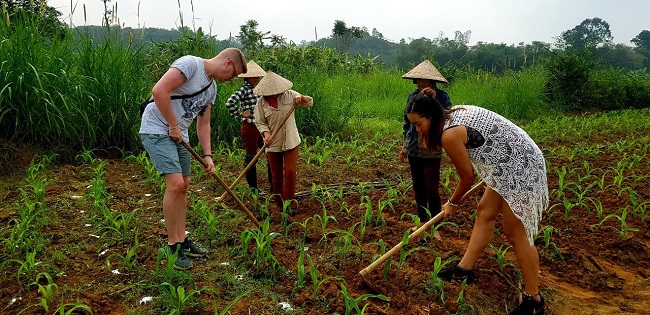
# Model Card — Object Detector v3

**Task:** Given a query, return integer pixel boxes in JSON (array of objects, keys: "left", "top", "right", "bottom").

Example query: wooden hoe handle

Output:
[
  {"left": 181, "top": 141, "right": 261, "bottom": 229},
  {"left": 359, "top": 181, "right": 486, "bottom": 276},
  {"left": 217, "top": 105, "right": 297, "bottom": 202}
]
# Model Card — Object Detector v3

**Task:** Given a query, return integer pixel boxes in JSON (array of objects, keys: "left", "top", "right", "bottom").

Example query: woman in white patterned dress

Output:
[{"left": 406, "top": 87, "right": 548, "bottom": 315}]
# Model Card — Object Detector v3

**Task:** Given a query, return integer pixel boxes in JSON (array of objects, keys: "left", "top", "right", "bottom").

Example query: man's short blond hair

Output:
[{"left": 219, "top": 48, "right": 247, "bottom": 75}]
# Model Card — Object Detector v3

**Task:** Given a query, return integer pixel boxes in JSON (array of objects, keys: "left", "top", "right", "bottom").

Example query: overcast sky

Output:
[{"left": 48, "top": 0, "right": 649, "bottom": 46}]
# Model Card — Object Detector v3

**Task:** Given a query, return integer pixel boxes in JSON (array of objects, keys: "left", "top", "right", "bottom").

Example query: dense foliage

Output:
[{"left": 1, "top": 8, "right": 649, "bottom": 159}]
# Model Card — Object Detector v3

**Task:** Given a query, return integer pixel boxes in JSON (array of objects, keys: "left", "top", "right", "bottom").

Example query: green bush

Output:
[
  {"left": 543, "top": 51, "right": 650, "bottom": 112},
  {"left": 586, "top": 68, "right": 650, "bottom": 110}
]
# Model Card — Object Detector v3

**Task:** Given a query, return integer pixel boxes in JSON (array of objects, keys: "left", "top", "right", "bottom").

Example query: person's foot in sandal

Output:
[{"left": 509, "top": 293, "right": 544, "bottom": 315}]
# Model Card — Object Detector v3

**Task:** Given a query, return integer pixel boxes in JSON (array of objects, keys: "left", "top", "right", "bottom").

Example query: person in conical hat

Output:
[
  {"left": 254, "top": 72, "right": 313, "bottom": 209},
  {"left": 400, "top": 60, "right": 452, "bottom": 238},
  {"left": 225, "top": 60, "right": 272, "bottom": 195}
]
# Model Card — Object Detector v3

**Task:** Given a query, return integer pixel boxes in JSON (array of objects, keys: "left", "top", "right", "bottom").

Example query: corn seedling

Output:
[
  {"left": 365, "top": 239, "right": 388, "bottom": 263},
  {"left": 154, "top": 247, "right": 194, "bottom": 285},
  {"left": 456, "top": 279, "right": 475, "bottom": 313},
  {"left": 426, "top": 256, "right": 458, "bottom": 303},
  {"left": 536, "top": 225, "right": 556, "bottom": 248},
  {"left": 359, "top": 196, "right": 374, "bottom": 226},
  {"left": 332, "top": 224, "right": 361, "bottom": 257},
  {"left": 158, "top": 282, "right": 216, "bottom": 315},
  {"left": 593, "top": 171, "right": 610, "bottom": 192},
  {"left": 3, "top": 244, "right": 46, "bottom": 285},
  {"left": 550, "top": 166, "right": 569, "bottom": 199},
  {"left": 289, "top": 216, "right": 314, "bottom": 241},
  {"left": 239, "top": 219, "right": 284, "bottom": 279},
  {"left": 292, "top": 246, "right": 307, "bottom": 294},
  {"left": 6, "top": 197, "right": 45, "bottom": 255},
  {"left": 313, "top": 203, "right": 338, "bottom": 239},
  {"left": 50, "top": 301, "right": 94, "bottom": 315},
  {"left": 396, "top": 230, "right": 434, "bottom": 269},
  {"left": 107, "top": 236, "right": 144, "bottom": 273},
  {"left": 213, "top": 290, "right": 250, "bottom": 315},
  {"left": 374, "top": 199, "right": 393, "bottom": 227},
  {"left": 75, "top": 149, "right": 98, "bottom": 165},
  {"left": 356, "top": 181, "right": 370, "bottom": 195},
  {"left": 635, "top": 201, "right": 649, "bottom": 222},
  {"left": 401, "top": 213, "right": 421, "bottom": 229},
  {"left": 339, "top": 283, "right": 388, "bottom": 315},
  {"left": 307, "top": 256, "right": 343, "bottom": 299},
  {"left": 567, "top": 182, "right": 597, "bottom": 209},
  {"left": 428, "top": 221, "right": 460, "bottom": 241},
  {"left": 548, "top": 198, "right": 576, "bottom": 221},
  {"left": 489, "top": 243, "right": 514, "bottom": 271},
  {"left": 22, "top": 272, "right": 58, "bottom": 314},
  {"left": 24, "top": 177, "right": 48, "bottom": 204},
  {"left": 591, "top": 207, "right": 639, "bottom": 240}
]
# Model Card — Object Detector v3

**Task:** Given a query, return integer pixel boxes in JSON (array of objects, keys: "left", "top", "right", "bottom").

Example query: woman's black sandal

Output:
[
  {"left": 509, "top": 292, "right": 545, "bottom": 315},
  {"left": 438, "top": 263, "right": 476, "bottom": 284}
]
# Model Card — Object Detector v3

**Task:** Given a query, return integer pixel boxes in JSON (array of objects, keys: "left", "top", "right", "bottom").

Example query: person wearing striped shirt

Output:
[{"left": 224, "top": 61, "right": 271, "bottom": 194}]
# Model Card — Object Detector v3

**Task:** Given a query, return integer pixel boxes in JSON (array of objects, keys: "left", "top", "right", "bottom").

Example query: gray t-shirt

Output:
[{"left": 139, "top": 55, "right": 217, "bottom": 142}]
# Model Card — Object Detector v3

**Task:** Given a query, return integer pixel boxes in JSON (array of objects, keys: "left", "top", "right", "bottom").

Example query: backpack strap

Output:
[{"left": 140, "top": 80, "right": 215, "bottom": 117}]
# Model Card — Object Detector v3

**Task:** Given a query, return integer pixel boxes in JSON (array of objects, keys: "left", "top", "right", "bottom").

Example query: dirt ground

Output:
[{"left": 1, "top": 132, "right": 649, "bottom": 314}]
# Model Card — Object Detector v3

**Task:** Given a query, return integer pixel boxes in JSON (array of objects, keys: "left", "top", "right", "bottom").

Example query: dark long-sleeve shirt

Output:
[{"left": 225, "top": 81, "right": 259, "bottom": 124}]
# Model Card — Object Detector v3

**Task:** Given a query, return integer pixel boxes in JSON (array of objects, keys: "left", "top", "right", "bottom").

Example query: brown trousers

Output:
[
  {"left": 266, "top": 146, "right": 299, "bottom": 206},
  {"left": 241, "top": 122, "right": 271, "bottom": 191}
]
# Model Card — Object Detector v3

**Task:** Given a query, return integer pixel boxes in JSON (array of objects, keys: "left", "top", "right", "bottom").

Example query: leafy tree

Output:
[
  {"left": 631, "top": 30, "right": 650, "bottom": 49},
  {"left": 394, "top": 37, "right": 435, "bottom": 69},
  {"left": 237, "top": 19, "right": 269, "bottom": 55},
  {"left": 331, "top": 20, "right": 364, "bottom": 52},
  {"left": 431, "top": 31, "right": 471, "bottom": 67},
  {"left": 2, "top": 0, "right": 66, "bottom": 38},
  {"left": 371, "top": 28, "right": 383, "bottom": 39},
  {"left": 596, "top": 43, "right": 647, "bottom": 69},
  {"left": 555, "top": 17, "right": 613, "bottom": 51},
  {"left": 270, "top": 34, "right": 287, "bottom": 47}
]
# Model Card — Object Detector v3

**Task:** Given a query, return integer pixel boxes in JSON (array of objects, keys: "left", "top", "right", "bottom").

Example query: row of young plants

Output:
[
  {"left": 1, "top": 105, "right": 648, "bottom": 314},
  {"left": 0, "top": 155, "right": 93, "bottom": 314}
]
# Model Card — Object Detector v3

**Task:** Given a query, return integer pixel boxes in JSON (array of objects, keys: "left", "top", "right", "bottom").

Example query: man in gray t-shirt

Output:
[{"left": 139, "top": 48, "right": 247, "bottom": 270}]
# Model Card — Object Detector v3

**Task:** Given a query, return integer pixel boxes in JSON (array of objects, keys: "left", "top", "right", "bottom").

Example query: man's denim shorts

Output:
[{"left": 140, "top": 134, "right": 191, "bottom": 176}]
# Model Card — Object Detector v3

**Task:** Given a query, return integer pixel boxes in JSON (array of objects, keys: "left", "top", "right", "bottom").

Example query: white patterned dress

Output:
[{"left": 444, "top": 105, "right": 549, "bottom": 245}]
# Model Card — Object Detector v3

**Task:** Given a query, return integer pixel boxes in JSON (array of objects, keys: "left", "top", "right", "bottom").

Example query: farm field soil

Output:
[{"left": 1, "top": 130, "right": 649, "bottom": 314}]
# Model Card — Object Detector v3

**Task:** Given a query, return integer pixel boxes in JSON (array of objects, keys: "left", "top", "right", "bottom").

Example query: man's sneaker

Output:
[
  {"left": 181, "top": 238, "right": 208, "bottom": 257},
  {"left": 438, "top": 263, "right": 476, "bottom": 284},
  {"left": 168, "top": 243, "right": 192, "bottom": 270},
  {"left": 509, "top": 294, "right": 545, "bottom": 315}
]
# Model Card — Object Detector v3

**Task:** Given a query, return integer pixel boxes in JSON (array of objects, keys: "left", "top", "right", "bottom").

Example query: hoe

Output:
[
  {"left": 217, "top": 105, "right": 297, "bottom": 202},
  {"left": 181, "top": 141, "right": 261, "bottom": 229},
  {"left": 358, "top": 181, "right": 486, "bottom": 295}
]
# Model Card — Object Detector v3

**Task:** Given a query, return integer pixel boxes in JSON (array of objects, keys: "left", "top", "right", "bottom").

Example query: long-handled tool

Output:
[
  {"left": 358, "top": 181, "right": 486, "bottom": 294},
  {"left": 181, "top": 141, "right": 261, "bottom": 229},
  {"left": 217, "top": 105, "right": 297, "bottom": 202}
]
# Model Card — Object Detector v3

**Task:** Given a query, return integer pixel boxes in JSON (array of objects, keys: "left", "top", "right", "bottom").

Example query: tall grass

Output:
[
  {"left": 0, "top": 12, "right": 149, "bottom": 151},
  {"left": 7, "top": 8, "right": 643, "bottom": 157},
  {"left": 448, "top": 66, "right": 553, "bottom": 120}
]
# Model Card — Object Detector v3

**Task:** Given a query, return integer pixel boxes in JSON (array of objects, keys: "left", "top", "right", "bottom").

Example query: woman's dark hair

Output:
[{"left": 406, "top": 87, "right": 448, "bottom": 151}]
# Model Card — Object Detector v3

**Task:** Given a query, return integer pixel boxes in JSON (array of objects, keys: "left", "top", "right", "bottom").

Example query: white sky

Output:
[{"left": 48, "top": 0, "right": 649, "bottom": 46}]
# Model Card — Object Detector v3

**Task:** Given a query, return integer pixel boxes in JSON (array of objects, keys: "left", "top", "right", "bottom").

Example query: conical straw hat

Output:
[
  {"left": 402, "top": 60, "right": 448, "bottom": 83},
  {"left": 238, "top": 60, "right": 266, "bottom": 78},
  {"left": 253, "top": 71, "right": 293, "bottom": 96}
]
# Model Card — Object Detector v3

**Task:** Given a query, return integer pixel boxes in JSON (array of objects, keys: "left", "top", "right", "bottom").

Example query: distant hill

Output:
[
  {"left": 311, "top": 35, "right": 400, "bottom": 66},
  {"left": 70, "top": 25, "right": 238, "bottom": 48}
]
